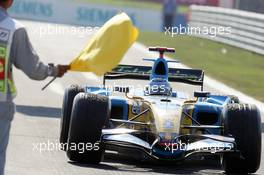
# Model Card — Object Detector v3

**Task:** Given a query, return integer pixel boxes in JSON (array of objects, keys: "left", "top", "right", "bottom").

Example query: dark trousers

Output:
[
  {"left": 163, "top": 14, "right": 174, "bottom": 30},
  {"left": 0, "top": 102, "right": 15, "bottom": 175}
]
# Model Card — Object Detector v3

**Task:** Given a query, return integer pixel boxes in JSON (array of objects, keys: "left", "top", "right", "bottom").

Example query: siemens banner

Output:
[{"left": 8, "top": 0, "right": 162, "bottom": 31}]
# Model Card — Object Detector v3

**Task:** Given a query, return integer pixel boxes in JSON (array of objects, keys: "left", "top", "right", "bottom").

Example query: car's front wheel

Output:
[
  {"left": 222, "top": 104, "right": 261, "bottom": 174},
  {"left": 67, "top": 93, "right": 109, "bottom": 164},
  {"left": 59, "top": 85, "right": 84, "bottom": 150}
]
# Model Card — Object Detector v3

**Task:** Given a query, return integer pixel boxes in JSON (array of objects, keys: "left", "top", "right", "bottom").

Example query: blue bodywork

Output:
[{"left": 85, "top": 47, "right": 236, "bottom": 160}]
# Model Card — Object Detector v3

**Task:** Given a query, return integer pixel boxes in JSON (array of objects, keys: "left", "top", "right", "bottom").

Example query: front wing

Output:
[{"left": 101, "top": 128, "right": 237, "bottom": 161}]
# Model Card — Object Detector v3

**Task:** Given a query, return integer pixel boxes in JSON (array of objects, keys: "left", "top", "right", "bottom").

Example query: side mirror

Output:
[{"left": 114, "top": 86, "right": 130, "bottom": 93}]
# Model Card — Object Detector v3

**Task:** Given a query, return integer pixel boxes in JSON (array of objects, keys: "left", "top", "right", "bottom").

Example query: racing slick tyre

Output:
[
  {"left": 67, "top": 93, "right": 109, "bottom": 164},
  {"left": 222, "top": 104, "right": 261, "bottom": 174},
  {"left": 59, "top": 85, "right": 84, "bottom": 150}
]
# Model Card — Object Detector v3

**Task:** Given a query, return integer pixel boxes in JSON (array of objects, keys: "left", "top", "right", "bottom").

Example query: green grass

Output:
[
  {"left": 138, "top": 32, "right": 264, "bottom": 102},
  {"left": 75, "top": 0, "right": 189, "bottom": 13}
]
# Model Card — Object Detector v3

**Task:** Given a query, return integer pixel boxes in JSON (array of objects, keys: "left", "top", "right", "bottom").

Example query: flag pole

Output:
[{"left": 41, "top": 77, "right": 57, "bottom": 91}]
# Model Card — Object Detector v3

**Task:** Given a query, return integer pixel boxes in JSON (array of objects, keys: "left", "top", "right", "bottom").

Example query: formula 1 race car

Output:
[{"left": 59, "top": 47, "right": 261, "bottom": 174}]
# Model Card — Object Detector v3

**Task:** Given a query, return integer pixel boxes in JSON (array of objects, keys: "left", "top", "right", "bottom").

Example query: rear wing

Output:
[{"left": 104, "top": 65, "right": 204, "bottom": 89}]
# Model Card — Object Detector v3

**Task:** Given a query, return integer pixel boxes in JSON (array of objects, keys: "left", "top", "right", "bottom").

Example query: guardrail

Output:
[{"left": 189, "top": 5, "right": 264, "bottom": 55}]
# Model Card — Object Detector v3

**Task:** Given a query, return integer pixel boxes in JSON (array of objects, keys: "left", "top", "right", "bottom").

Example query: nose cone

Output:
[{"left": 153, "top": 100, "right": 182, "bottom": 129}]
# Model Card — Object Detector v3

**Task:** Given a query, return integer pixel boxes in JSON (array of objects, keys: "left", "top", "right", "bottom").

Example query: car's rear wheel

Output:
[
  {"left": 222, "top": 104, "right": 261, "bottom": 174},
  {"left": 60, "top": 85, "right": 84, "bottom": 150},
  {"left": 67, "top": 93, "right": 109, "bottom": 164}
]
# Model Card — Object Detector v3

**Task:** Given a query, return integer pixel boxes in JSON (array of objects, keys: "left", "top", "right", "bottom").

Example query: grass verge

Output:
[{"left": 138, "top": 32, "right": 264, "bottom": 102}]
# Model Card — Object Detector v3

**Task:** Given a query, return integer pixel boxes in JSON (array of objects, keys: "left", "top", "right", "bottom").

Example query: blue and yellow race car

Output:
[{"left": 60, "top": 47, "right": 261, "bottom": 174}]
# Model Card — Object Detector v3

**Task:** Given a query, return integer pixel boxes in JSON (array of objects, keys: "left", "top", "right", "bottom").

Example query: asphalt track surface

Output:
[{"left": 5, "top": 20, "right": 264, "bottom": 175}]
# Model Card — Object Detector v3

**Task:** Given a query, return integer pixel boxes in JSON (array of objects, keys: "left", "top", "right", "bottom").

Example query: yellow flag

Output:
[{"left": 70, "top": 12, "right": 138, "bottom": 76}]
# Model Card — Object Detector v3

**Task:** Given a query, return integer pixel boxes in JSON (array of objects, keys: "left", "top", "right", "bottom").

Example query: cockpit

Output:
[
  {"left": 146, "top": 58, "right": 172, "bottom": 96},
  {"left": 154, "top": 61, "right": 167, "bottom": 76}
]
